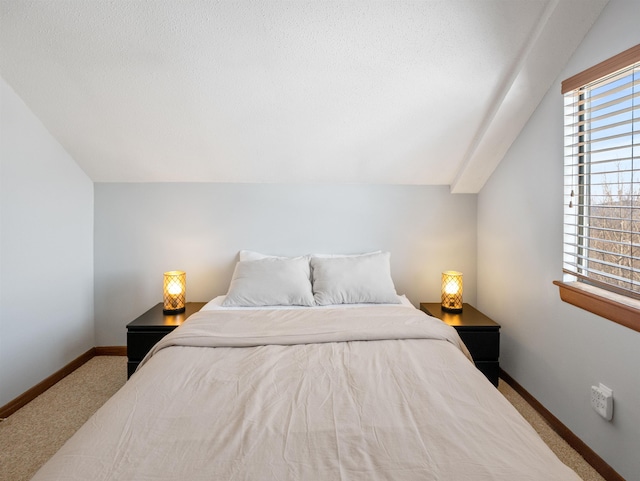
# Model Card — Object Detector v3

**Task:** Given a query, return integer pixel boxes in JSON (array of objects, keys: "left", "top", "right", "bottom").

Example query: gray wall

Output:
[
  {"left": 477, "top": 1, "right": 640, "bottom": 478},
  {"left": 94, "top": 183, "right": 477, "bottom": 345},
  {"left": 0, "top": 76, "right": 94, "bottom": 407}
]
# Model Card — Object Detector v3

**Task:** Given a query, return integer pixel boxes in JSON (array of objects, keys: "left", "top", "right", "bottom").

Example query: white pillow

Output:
[
  {"left": 239, "top": 250, "right": 279, "bottom": 261},
  {"left": 239, "top": 250, "right": 310, "bottom": 263},
  {"left": 310, "top": 250, "right": 381, "bottom": 259},
  {"left": 222, "top": 257, "right": 315, "bottom": 307},
  {"left": 310, "top": 252, "right": 400, "bottom": 305}
]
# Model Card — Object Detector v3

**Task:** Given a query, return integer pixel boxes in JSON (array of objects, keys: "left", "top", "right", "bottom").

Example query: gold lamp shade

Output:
[
  {"left": 441, "top": 271, "right": 463, "bottom": 312},
  {"left": 163, "top": 271, "right": 186, "bottom": 314}
]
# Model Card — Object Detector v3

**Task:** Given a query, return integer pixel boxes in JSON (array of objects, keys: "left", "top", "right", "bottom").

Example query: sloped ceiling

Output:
[{"left": 0, "top": 0, "right": 607, "bottom": 192}]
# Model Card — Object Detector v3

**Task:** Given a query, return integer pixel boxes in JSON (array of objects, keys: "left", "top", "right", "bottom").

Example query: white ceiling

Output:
[{"left": 0, "top": 0, "right": 607, "bottom": 192}]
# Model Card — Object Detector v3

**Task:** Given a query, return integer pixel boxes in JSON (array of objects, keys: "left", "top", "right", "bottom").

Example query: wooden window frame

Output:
[
  {"left": 554, "top": 281, "right": 640, "bottom": 333},
  {"left": 558, "top": 44, "right": 640, "bottom": 332},
  {"left": 561, "top": 44, "right": 640, "bottom": 94}
]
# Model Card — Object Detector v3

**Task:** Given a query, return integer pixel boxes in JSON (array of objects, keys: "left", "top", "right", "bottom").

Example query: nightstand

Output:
[
  {"left": 420, "top": 303, "right": 500, "bottom": 386},
  {"left": 126, "top": 302, "right": 206, "bottom": 378}
]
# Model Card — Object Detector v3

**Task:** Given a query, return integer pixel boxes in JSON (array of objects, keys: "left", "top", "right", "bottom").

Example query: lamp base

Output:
[
  {"left": 163, "top": 307, "right": 185, "bottom": 315},
  {"left": 442, "top": 305, "right": 463, "bottom": 313}
]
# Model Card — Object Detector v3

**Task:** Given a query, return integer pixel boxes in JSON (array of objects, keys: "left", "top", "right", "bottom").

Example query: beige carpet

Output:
[
  {"left": 498, "top": 381, "right": 605, "bottom": 481},
  {"left": 0, "top": 357, "right": 127, "bottom": 481},
  {"left": 0, "top": 356, "right": 605, "bottom": 481}
]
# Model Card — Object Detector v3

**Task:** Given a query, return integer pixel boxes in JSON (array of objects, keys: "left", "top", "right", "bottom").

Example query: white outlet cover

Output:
[{"left": 591, "top": 383, "right": 613, "bottom": 421}]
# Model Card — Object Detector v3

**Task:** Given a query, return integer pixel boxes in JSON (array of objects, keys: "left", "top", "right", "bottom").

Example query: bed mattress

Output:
[{"left": 31, "top": 303, "right": 580, "bottom": 480}]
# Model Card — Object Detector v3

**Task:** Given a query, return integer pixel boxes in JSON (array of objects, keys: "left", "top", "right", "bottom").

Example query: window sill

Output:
[{"left": 554, "top": 281, "right": 640, "bottom": 333}]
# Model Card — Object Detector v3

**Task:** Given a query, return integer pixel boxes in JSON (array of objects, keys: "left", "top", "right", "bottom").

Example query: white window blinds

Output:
[{"left": 563, "top": 49, "right": 640, "bottom": 298}]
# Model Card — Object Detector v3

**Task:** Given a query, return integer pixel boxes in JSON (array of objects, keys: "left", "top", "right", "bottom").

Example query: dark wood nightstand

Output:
[
  {"left": 420, "top": 303, "right": 500, "bottom": 386},
  {"left": 126, "top": 302, "right": 206, "bottom": 378}
]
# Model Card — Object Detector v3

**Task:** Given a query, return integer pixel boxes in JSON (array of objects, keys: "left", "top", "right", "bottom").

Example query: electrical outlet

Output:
[{"left": 591, "top": 383, "right": 613, "bottom": 421}]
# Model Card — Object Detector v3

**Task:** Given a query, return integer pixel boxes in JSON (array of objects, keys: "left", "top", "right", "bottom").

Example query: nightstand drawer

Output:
[
  {"left": 127, "top": 361, "right": 140, "bottom": 378},
  {"left": 126, "top": 303, "right": 206, "bottom": 379},
  {"left": 475, "top": 361, "right": 499, "bottom": 386},
  {"left": 127, "top": 330, "right": 173, "bottom": 361},
  {"left": 419, "top": 303, "right": 501, "bottom": 387},
  {"left": 457, "top": 331, "right": 499, "bottom": 362}
]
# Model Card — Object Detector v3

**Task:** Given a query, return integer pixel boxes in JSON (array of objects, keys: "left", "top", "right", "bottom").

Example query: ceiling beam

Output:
[{"left": 450, "top": 0, "right": 607, "bottom": 194}]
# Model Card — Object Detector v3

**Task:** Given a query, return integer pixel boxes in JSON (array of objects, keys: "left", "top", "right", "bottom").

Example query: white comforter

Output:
[{"left": 32, "top": 304, "right": 580, "bottom": 480}]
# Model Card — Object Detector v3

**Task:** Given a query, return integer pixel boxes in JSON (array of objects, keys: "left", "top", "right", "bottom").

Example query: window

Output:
[{"left": 558, "top": 44, "right": 640, "bottom": 331}]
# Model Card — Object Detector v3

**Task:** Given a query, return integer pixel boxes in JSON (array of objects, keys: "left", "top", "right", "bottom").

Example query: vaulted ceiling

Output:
[{"left": 0, "top": 0, "right": 607, "bottom": 192}]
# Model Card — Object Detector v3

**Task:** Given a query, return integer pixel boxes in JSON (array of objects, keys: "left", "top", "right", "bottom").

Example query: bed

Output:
[{"left": 31, "top": 252, "right": 581, "bottom": 480}]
